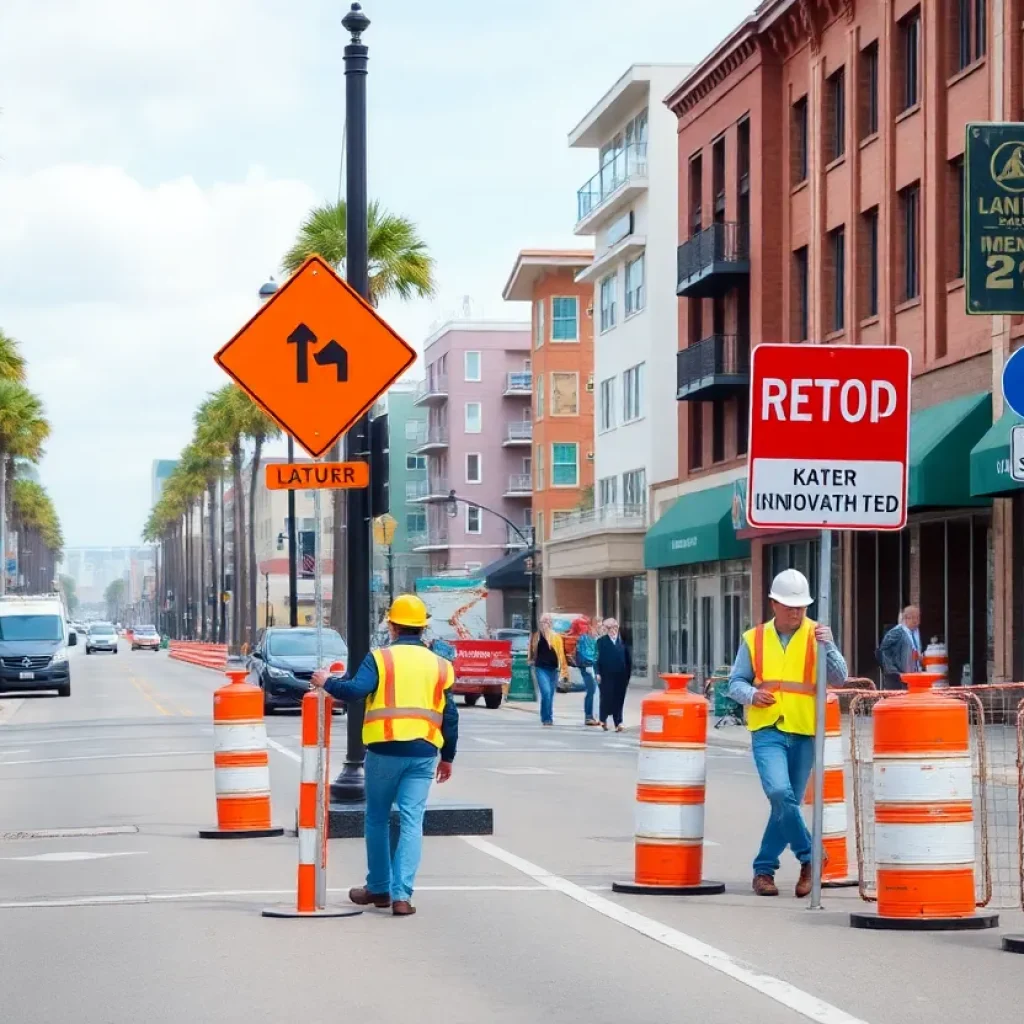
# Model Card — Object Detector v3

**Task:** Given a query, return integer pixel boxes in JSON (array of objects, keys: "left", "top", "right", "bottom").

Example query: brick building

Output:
[
  {"left": 644, "top": 0, "right": 1024, "bottom": 685},
  {"left": 503, "top": 250, "right": 597, "bottom": 617}
]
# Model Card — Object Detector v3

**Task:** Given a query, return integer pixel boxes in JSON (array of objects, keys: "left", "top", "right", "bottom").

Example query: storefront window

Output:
[{"left": 767, "top": 538, "right": 841, "bottom": 636}]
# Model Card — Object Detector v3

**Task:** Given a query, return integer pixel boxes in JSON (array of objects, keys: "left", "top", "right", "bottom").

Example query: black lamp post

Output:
[{"left": 445, "top": 490, "right": 537, "bottom": 633}]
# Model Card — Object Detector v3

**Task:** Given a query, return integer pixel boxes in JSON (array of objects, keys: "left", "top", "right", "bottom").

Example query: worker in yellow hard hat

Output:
[{"left": 311, "top": 593, "right": 458, "bottom": 917}]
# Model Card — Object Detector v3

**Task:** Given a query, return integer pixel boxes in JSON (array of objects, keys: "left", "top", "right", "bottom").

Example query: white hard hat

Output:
[{"left": 768, "top": 568, "right": 814, "bottom": 608}]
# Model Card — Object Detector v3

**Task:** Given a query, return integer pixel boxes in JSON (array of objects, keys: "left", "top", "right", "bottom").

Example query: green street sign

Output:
[{"left": 966, "top": 122, "right": 1024, "bottom": 315}]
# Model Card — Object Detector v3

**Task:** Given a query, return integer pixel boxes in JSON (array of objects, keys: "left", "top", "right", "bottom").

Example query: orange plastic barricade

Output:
[
  {"left": 613, "top": 673, "right": 724, "bottom": 896},
  {"left": 169, "top": 641, "right": 228, "bottom": 672},
  {"left": 198, "top": 668, "right": 283, "bottom": 839},
  {"left": 850, "top": 672, "right": 998, "bottom": 930},
  {"left": 802, "top": 692, "right": 856, "bottom": 888},
  {"left": 264, "top": 663, "right": 360, "bottom": 919}
]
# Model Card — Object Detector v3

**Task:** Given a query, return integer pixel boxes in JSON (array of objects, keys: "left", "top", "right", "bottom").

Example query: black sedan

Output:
[{"left": 248, "top": 627, "right": 349, "bottom": 713}]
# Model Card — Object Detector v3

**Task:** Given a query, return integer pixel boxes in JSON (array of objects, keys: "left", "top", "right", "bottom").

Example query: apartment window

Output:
[
  {"left": 535, "top": 373, "right": 544, "bottom": 419},
  {"left": 793, "top": 246, "right": 809, "bottom": 341},
  {"left": 828, "top": 67, "right": 846, "bottom": 161},
  {"left": 466, "top": 453, "right": 481, "bottom": 484},
  {"left": 623, "top": 363, "right": 645, "bottom": 423},
  {"left": 689, "top": 404, "right": 704, "bottom": 470},
  {"left": 599, "top": 377, "right": 616, "bottom": 432},
  {"left": 860, "top": 42, "right": 879, "bottom": 138},
  {"left": 738, "top": 118, "right": 751, "bottom": 233},
  {"left": 712, "top": 137, "right": 726, "bottom": 221},
  {"left": 862, "top": 207, "right": 879, "bottom": 318},
  {"left": 551, "top": 297, "right": 579, "bottom": 341},
  {"left": 535, "top": 444, "right": 544, "bottom": 490},
  {"left": 464, "top": 350, "right": 481, "bottom": 381},
  {"left": 534, "top": 299, "right": 545, "bottom": 347},
  {"left": 689, "top": 155, "right": 703, "bottom": 236},
  {"left": 625, "top": 254, "right": 645, "bottom": 316},
  {"left": 950, "top": 157, "right": 965, "bottom": 279},
  {"left": 737, "top": 395, "right": 749, "bottom": 456},
  {"left": 712, "top": 400, "right": 726, "bottom": 463},
  {"left": 404, "top": 420, "right": 419, "bottom": 440},
  {"left": 552, "top": 443, "right": 579, "bottom": 487},
  {"left": 466, "top": 505, "right": 482, "bottom": 534},
  {"left": 551, "top": 372, "right": 579, "bottom": 416},
  {"left": 599, "top": 274, "right": 617, "bottom": 332},
  {"left": 792, "top": 96, "right": 809, "bottom": 184},
  {"left": 976, "top": 0, "right": 987, "bottom": 59},
  {"left": 957, "top": 0, "right": 987, "bottom": 70},
  {"left": 623, "top": 469, "right": 646, "bottom": 508},
  {"left": 407, "top": 509, "right": 426, "bottom": 534},
  {"left": 598, "top": 475, "right": 618, "bottom": 508},
  {"left": 899, "top": 8, "right": 921, "bottom": 112},
  {"left": 406, "top": 454, "right": 426, "bottom": 471},
  {"left": 465, "top": 402, "right": 482, "bottom": 433},
  {"left": 900, "top": 183, "right": 920, "bottom": 301},
  {"left": 830, "top": 225, "right": 846, "bottom": 332}
]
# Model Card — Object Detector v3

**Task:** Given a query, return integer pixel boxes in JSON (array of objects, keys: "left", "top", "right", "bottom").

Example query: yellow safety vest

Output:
[
  {"left": 743, "top": 618, "right": 818, "bottom": 736},
  {"left": 364, "top": 643, "right": 454, "bottom": 749}
]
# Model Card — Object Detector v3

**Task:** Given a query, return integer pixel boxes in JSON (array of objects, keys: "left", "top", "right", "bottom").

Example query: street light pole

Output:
[{"left": 331, "top": 1, "right": 371, "bottom": 804}]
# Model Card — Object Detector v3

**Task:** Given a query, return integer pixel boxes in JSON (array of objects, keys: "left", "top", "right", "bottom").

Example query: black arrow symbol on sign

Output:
[
  {"left": 287, "top": 323, "right": 317, "bottom": 383},
  {"left": 313, "top": 339, "right": 348, "bottom": 382}
]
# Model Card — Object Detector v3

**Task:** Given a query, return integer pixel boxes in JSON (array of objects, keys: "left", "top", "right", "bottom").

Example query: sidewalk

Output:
[{"left": 501, "top": 685, "right": 753, "bottom": 750}]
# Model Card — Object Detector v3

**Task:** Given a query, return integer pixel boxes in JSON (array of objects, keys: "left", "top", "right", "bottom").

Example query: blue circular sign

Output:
[{"left": 1002, "top": 348, "right": 1024, "bottom": 418}]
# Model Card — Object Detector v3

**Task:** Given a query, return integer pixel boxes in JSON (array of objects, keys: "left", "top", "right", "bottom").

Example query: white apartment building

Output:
[{"left": 543, "top": 63, "right": 691, "bottom": 681}]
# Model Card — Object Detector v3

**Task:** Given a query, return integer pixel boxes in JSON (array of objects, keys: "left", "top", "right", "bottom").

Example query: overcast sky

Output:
[{"left": 0, "top": 0, "right": 755, "bottom": 547}]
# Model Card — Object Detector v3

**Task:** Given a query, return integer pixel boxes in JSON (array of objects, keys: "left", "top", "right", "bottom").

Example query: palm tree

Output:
[
  {"left": 0, "top": 330, "right": 27, "bottom": 384},
  {"left": 12, "top": 479, "right": 63, "bottom": 593},
  {"left": 282, "top": 199, "right": 435, "bottom": 632},
  {"left": 191, "top": 400, "right": 230, "bottom": 642}
]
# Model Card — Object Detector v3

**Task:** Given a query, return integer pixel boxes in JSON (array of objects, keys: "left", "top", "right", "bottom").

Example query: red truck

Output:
[{"left": 450, "top": 639, "right": 512, "bottom": 709}]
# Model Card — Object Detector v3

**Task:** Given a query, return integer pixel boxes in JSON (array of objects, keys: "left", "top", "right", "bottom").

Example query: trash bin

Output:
[
  {"left": 507, "top": 654, "right": 535, "bottom": 702},
  {"left": 160, "top": 635, "right": 170, "bottom": 650}
]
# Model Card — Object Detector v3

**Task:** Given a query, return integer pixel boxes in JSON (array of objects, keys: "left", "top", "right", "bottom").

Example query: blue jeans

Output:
[
  {"left": 579, "top": 666, "right": 597, "bottom": 720},
  {"left": 534, "top": 666, "right": 558, "bottom": 724},
  {"left": 364, "top": 750, "right": 436, "bottom": 901},
  {"left": 750, "top": 726, "right": 814, "bottom": 876}
]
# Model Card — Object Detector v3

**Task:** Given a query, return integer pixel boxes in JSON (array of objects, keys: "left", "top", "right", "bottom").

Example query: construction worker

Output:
[
  {"left": 726, "top": 568, "right": 849, "bottom": 899},
  {"left": 310, "top": 593, "right": 458, "bottom": 917}
]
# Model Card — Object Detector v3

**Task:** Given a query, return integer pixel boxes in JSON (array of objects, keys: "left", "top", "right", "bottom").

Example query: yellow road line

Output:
[
  {"left": 131, "top": 672, "right": 193, "bottom": 717},
  {"left": 129, "top": 675, "right": 171, "bottom": 716}
]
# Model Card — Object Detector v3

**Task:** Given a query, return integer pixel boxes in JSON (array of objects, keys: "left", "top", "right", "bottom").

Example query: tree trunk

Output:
[
  {"left": 231, "top": 444, "right": 247, "bottom": 651},
  {"left": 248, "top": 436, "right": 263, "bottom": 639},
  {"left": 0, "top": 452, "right": 7, "bottom": 597},
  {"left": 199, "top": 498, "right": 207, "bottom": 640},
  {"left": 329, "top": 440, "right": 347, "bottom": 632},
  {"left": 207, "top": 481, "right": 219, "bottom": 643}
]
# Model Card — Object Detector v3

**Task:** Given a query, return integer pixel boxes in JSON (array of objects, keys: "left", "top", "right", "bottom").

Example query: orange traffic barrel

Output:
[
  {"left": 802, "top": 692, "right": 857, "bottom": 888},
  {"left": 263, "top": 663, "right": 360, "bottom": 919},
  {"left": 612, "top": 673, "right": 724, "bottom": 896},
  {"left": 199, "top": 667, "right": 284, "bottom": 839},
  {"left": 850, "top": 672, "right": 997, "bottom": 930}
]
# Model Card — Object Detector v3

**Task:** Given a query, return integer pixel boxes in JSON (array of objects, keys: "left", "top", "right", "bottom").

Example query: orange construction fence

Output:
[{"left": 169, "top": 641, "right": 228, "bottom": 672}]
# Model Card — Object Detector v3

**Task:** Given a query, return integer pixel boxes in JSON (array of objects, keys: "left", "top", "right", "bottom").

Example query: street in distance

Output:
[{"left": 749, "top": 459, "right": 904, "bottom": 527}]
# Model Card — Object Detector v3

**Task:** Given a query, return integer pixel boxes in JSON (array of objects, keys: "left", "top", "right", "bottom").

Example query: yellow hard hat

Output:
[{"left": 388, "top": 594, "right": 430, "bottom": 629}]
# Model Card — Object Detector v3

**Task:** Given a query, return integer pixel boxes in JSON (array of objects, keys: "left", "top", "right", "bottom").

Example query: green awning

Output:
[
  {"left": 908, "top": 392, "right": 992, "bottom": 508},
  {"left": 970, "top": 410, "right": 1024, "bottom": 497},
  {"left": 644, "top": 482, "right": 750, "bottom": 570}
]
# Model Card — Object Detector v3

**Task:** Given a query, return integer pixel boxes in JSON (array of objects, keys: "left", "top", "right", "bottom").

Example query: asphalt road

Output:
[{"left": 1, "top": 645, "right": 1023, "bottom": 1024}]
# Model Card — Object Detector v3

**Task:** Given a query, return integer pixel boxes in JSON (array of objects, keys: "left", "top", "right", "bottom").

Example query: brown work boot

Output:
[
  {"left": 349, "top": 887, "right": 391, "bottom": 908},
  {"left": 392, "top": 900, "right": 416, "bottom": 916},
  {"left": 752, "top": 874, "right": 779, "bottom": 896},
  {"left": 795, "top": 862, "right": 814, "bottom": 898}
]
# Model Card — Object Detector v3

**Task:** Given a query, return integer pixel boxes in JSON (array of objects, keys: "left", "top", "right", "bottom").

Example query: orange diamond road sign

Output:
[{"left": 215, "top": 255, "right": 417, "bottom": 458}]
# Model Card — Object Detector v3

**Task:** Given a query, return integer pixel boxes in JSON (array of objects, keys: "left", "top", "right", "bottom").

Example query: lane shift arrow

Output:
[{"left": 287, "top": 323, "right": 318, "bottom": 383}]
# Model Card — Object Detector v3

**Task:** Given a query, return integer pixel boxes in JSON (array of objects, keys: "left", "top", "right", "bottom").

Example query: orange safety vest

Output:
[
  {"left": 363, "top": 643, "right": 454, "bottom": 749},
  {"left": 743, "top": 618, "right": 818, "bottom": 735}
]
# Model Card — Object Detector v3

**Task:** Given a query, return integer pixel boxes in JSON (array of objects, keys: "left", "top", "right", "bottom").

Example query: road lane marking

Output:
[
  {"left": 267, "top": 738, "right": 300, "bottom": 762},
  {"left": 129, "top": 676, "right": 171, "bottom": 716},
  {"left": 0, "top": 826, "right": 138, "bottom": 840},
  {"left": 0, "top": 750, "right": 206, "bottom": 766},
  {"left": 463, "top": 837, "right": 870, "bottom": 1024},
  {"left": 0, "top": 699, "right": 24, "bottom": 725},
  {"left": 487, "top": 767, "right": 557, "bottom": 776},
  {"left": 472, "top": 737, "right": 504, "bottom": 746},
  {"left": 2, "top": 851, "right": 145, "bottom": 862}
]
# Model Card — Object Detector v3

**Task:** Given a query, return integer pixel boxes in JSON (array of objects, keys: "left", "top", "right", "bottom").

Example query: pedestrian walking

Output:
[
  {"left": 875, "top": 605, "right": 922, "bottom": 690},
  {"left": 596, "top": 617, "right": 632, "bottom": 732},
  {"left": 529, "top": 613, "right": 568, "bottom": 727},
  {"left": 311, "top": 594, "right": 458, "bottom": 917},
  {"left": 726, "top": 568, "right": 855, "bottom": 898},
  {"left": 574, "top": 619, "right": 600, "bottom": 727}
]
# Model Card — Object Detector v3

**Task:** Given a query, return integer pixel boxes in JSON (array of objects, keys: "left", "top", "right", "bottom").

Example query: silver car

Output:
[{"left": 86, "top": 622, "right": 118, "bottom": 655}]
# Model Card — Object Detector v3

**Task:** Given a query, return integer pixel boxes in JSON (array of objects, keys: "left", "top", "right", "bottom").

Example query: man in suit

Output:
[
  {"left": 878, "top": 605, "right": 922, "bottom": 690},
  {"left": 596, "top": 617, "right": 632, "bottom": 732}
]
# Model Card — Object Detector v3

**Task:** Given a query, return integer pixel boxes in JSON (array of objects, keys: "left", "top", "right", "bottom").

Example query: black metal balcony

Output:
[
  {"left": 676, "top": 221, "right": 750, "bottom": 298},
  {"left": 676, "top": 334, "right": 750, "bottom": 401}
]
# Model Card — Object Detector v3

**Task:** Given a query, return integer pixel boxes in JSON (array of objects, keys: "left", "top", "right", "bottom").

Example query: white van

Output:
[{"left": 0, "top": 593, "right": 76, "bottom": 697}]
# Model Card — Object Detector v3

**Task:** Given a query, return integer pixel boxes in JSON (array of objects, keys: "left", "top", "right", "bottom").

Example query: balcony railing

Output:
[
  {"left": 414, "top": 375, "right": 449, "bottom": 404},
  {"left": 676, "top": 221, "right": 750, "bottom": 298},
  {"left": 504, "top": 371, "right": 533, "bottom": 395},
  {"left": 550, "top": 503, "right": 647, "bottom": 541},
  {"left": 505, "top": 473, "right": 532, "bottom": 495},
  {"left": 506, "top": 524, "right": 530, "bottom": 548},
  {"left": 503, "top": 421, "right": 533, "bottom": 445},
  {"left": 412, "top": 524, "right": 449, "bottom": 550},
  {"left": 577, "top": 144, "right": 648, "bottom": 223},
  {"left": 409, "top": 476, "right": 450, "bottom": 502},
  {"left": 405, "top": 479, "right": 425, "bottom": 501},
  {"left": 413, "top": 424, "right": 449, "bottom": 451},
  {"left": 676, "top": 334, "right": 751, "bottom": 401}
]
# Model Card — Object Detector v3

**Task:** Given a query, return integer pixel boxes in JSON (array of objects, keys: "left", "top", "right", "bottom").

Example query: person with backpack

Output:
[
  {"left": 575, "top": 619, "right": 600, "bottom": 727},
  {"left": 876, "top": 605, "right": 922, "bottom": 690}
]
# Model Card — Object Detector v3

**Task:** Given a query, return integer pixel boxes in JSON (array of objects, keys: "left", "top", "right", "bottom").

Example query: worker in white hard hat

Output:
[{"left": 726, "top": 568, "right": 850, "bottom": 899}]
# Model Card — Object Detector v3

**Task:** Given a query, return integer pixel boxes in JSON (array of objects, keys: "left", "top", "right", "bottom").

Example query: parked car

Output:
[
  {"left": 248, "top": 626, "right": 348, "bottom": 713},
  {"left": 131, "top": 624, "right": 160, "bottom": 651},
  {"left": 86, "top": 622, "right": 118, "bottom": 655}
]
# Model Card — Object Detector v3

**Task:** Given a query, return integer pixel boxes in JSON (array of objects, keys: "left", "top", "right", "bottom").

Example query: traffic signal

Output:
[{"left": 370, "top": 413, "right": 390, "bottom": 518}]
